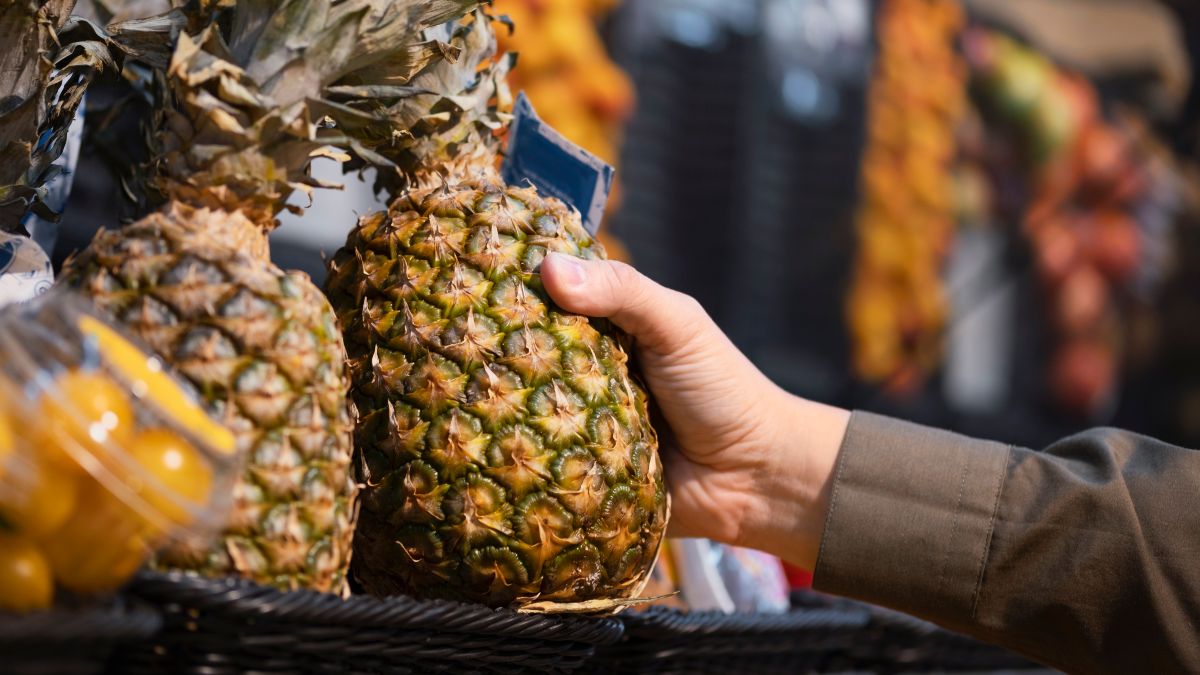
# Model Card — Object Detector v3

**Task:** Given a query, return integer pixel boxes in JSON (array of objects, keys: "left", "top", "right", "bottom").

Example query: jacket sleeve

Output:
[{"left": 813, "top": 411, "right": 1200, "bottom": 674}]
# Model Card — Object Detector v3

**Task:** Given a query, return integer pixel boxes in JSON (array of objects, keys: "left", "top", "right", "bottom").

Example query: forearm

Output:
[{"left": 733, "top": 394, "right": 849, "bottom": 571}]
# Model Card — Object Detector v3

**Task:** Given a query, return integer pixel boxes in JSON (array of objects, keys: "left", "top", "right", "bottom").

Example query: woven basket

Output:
[
  {"left": 0, "top": 598, "right": 162, "bottom": 675},
  {"left": 113, "top": 571, "right": 625, "bottom": 674},
  {"left": 586, "top": 606, "right": 874, "bottom": 675},
  {"left": 588, "top": 599, "right": 1043, "bottom": 674}
]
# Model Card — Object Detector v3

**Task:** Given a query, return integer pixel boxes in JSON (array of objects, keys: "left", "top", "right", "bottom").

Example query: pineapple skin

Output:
[
  {"left": 65, "top": 203, "right": 358, "bottom": 594},
  {"left": 326, "top": 175, "right": 668, "bottom": 607}
]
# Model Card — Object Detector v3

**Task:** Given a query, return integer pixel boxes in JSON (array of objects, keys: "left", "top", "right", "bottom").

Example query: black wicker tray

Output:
[
  {"left": 113, "top": 571, "right": 625, "bottom": 674},
  {"left": 0, "top": 597, "right": 162, "bottom": 675},
  {"left": 586, "top": 606, "right": 874, "bottom": 675},
  {"left": 587, "top": 597, "right": 1044, "bottom": 675}
]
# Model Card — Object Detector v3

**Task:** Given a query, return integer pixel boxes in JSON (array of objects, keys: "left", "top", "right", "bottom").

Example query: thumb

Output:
[{"left": 541, "top": 253, "right": 707, "bottom": 354}]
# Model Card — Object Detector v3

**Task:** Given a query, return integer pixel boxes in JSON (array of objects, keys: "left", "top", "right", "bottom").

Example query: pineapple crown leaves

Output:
[
  {"left": 0, "top": 0, "right": 77, "bottom": 233},
  {"left": 316, "top": 8, "right": 513, "bottom": 191},
  {"left": 0, "top": 0, "right": 171, "bottom": 233},
  {"left": 91, "top": 0, "right": 177, "bottom": 24},
  {"left": 97, "top": 8, "right": 192, "bottom": 70},
  {"left": 142, "top": 0, "right": 487, "bottom": 229},
  {"left": 92, "top": 0, "right": 227, "bottom": 31}
]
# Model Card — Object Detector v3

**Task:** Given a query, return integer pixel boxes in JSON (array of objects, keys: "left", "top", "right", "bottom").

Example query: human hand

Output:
[{"left": 541, "top": 253, "right": 850, "bottom": 569}]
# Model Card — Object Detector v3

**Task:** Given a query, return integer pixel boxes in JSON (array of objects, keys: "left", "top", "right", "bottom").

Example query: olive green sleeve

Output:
[{"left": 813, "top": 411, "right": 1200, "bottom": 674}]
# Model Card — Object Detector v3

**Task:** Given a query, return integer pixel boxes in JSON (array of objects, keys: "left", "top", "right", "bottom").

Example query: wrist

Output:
[{"left": 738, "top": 393, "right": 850, "bottom": 570}]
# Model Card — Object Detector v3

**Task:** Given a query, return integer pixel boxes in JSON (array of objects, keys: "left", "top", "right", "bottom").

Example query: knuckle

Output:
[
  {"left": 675, "top": 292, "right": 706, "bottom": 319},
  {"left": 608, "top": 261, "right": 640, "bottom": 288},
  {"left": 666, "top": 291, "right": 708, "bottom": 328},
  {"left": 607, "top": 261, "right": 646, "bottom": 304}
]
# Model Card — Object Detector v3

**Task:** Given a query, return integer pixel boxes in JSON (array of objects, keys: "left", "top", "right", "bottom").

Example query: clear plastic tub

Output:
[{"left": 0, "top": 289, "right": 238, "bottom": 611}]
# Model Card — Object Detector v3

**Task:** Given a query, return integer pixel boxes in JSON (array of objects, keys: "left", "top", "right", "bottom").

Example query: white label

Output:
[{"left": 0, "top": 233, "right": 54, "bottom": 308}]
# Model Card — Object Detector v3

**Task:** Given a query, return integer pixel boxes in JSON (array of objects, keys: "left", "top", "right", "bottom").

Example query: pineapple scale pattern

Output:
[{"left": 328, "top": 176, "right": 667, "bottom": 607}]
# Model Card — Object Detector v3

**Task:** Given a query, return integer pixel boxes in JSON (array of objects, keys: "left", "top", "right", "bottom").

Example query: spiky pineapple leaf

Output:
[
  {"left": 100, "top": 8, "right": 189, "bottom": 69},
  {"left": 228, "top": 0, "right": 484, "bottom": 104},
  {"left": 0, "top": 1, "right": 72, "bottom": 227},
  {"left": 133, "top": 0, "right": 485, "bottom": 226},
  {"left": 90, "top": 0, "right": 174, "bottom": 24},
  {"left": 312, "top": 11, "right": 511, "bottom": 191}
]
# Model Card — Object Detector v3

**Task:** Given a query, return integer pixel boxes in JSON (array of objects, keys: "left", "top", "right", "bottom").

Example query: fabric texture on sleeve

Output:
[
  {"left": 814, "top": 412, "right": 1200, "bottom": 674},
  {"left": 813, "top": 411, "right": 1010, "bottom": 630}
]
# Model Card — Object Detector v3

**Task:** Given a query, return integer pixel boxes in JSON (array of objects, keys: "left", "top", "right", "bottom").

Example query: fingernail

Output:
[{"left": 550, "top": 253, "right": 588, "bottom": 287}]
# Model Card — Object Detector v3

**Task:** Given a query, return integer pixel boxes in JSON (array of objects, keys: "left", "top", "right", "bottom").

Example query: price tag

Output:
[{"left": 501, "top": 92, "right": 615, "bottom": 237}]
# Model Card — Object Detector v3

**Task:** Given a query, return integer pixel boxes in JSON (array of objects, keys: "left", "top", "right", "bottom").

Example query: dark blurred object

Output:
[
  {"left": 1162, "top": 0, "right": 1200, "bottom": 159},
  {"left": 51, "top": 74, "right": 149, "bottom": 270},
  {"left": 608, "top": 0, "right": 871, "bottom": 401},
  {"left": 1117, "top": 124, "right": 1200, "bottom": 449},
  {"left": 0, "top": 597, "right": 162, "bottom": 675}
]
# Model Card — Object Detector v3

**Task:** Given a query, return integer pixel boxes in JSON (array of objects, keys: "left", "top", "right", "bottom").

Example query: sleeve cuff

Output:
[{"left": 813, "top": 411, "right": 1011, "bottom": 628}]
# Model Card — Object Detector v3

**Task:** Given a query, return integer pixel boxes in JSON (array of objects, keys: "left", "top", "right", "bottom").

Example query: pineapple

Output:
[
  {"left": 324, "top": 12, "right": 667, "bottom": 608},
  {"left": 62, "top": 0, "right": 483, "bottom": 593}
]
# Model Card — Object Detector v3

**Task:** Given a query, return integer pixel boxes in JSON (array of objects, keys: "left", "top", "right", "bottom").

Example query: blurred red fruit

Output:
[
  {"left": 1107, "top": 163, "right": 1149, "bottom": 207},
  {"left": 1055, "top": 74, "right": 1100, "bottom": 139},
  {"left": 1055, "top": 264, "right": 1108, "bottom": 336},
  {"left": 1090, "top": 212, "right": 1142, "bottom": 283},
  {"left": 1034, "top": 217, "right": 1081, "bottom": 285},
  {"left": 1050, "top": 340, "right": 1116, "bottom": 416},
  {"left": 1077, "top": 124, "right": 1129, "bottom": 198}
]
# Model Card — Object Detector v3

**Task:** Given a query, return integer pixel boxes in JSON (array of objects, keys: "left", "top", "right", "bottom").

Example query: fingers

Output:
[{"left": 541, "top": 253, "right": 709, "bottom": 353}]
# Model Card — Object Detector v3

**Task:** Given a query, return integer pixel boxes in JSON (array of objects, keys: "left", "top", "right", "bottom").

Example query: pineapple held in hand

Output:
[
  {"left": 324, "top": 11, "right": 667, "bottom": 608},
  {"left": 63, "top": 1, "right": 485, "bottom": 593}
]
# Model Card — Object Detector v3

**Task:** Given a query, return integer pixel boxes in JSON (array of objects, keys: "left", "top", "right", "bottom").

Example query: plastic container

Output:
[{"left": 0, "top": 289, "right": 238, "bottom": 612}]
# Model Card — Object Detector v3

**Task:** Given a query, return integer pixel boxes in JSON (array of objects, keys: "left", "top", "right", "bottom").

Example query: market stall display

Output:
[
  {"left": 847, "top": 0, "right": 968, "bottom": 393},
  {"left": 588, "top": 606, "right": 873, "bottom": 674},
  {"left": 1, "top": 1, "right": 1196, "bottom": 673},
  {"left": 587, "top": 596, "right": 1039, "bottom": 675},
  {"left": 966, "top": 29, "right": 1175, "bottom": 418}
]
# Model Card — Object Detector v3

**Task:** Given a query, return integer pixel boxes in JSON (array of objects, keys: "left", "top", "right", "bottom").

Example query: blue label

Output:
[
  {"left": 0, "top": 241, "right": 16, "bottom": 274},
  {"left": 501, "top": 92, "right": 615, "bottom": 237}
]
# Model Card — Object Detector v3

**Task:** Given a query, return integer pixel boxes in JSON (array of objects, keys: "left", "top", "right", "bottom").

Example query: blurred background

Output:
[{"left": 62, "top": 0, "right": 1200, "bottom": 451}]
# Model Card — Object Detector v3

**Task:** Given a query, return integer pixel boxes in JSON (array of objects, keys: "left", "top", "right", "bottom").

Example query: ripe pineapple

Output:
[
  {"left": 63, "top": 1, "right": 483, "bottom": 593},
  {"left": 324, "top": 12, "right": 667, "bottom": 608}
]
